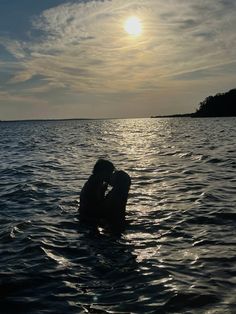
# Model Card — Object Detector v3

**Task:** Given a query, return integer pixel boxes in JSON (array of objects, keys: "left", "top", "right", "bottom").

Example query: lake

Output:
[{"left": 0, "top": 118, "right": 236, "bottom": 313}]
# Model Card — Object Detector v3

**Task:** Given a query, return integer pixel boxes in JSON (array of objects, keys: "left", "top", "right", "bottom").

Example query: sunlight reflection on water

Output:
[{"left": 0, "top": 118, "right": 236, "bottom": 313}]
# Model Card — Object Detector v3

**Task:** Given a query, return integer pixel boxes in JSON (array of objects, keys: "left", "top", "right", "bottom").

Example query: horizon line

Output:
[{"left": 0, "top": 117, "right": 150, "bottom": 123}]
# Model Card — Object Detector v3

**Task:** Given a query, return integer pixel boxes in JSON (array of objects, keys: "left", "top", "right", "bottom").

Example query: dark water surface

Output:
[{"left": 0, "top": 118, "right": 236, "bottom": 313}]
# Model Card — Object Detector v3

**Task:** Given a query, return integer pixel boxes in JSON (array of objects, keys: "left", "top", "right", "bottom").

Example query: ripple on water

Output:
[{"left": 0, "top": 118, "right": 236, "bottom": 313}]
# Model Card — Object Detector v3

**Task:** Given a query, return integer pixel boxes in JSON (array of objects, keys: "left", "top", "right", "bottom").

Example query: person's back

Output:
[
  {"left": 79, "top": 174, "right": 105, "bottom": 225},
  {"left": 79, "top": 159, "right": 114, "bottom": 227}
]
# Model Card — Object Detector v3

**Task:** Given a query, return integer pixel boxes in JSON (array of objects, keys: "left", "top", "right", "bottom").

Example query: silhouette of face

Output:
[
  {"left": 102, "top": 169, "right": 115, "bottom": 183},
  {"left": 109, "top": 171, "right": 118, "bottom": 186}
]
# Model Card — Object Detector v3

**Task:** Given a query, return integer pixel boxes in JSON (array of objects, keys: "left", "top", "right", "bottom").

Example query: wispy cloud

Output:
[{"left": 0, "top": 0, "right": 236, "bottom": 117}]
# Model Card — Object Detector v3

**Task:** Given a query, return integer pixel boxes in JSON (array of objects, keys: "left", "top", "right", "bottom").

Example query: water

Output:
[{"left": 0, "top": 118, "right": 236, "bottom": 313}]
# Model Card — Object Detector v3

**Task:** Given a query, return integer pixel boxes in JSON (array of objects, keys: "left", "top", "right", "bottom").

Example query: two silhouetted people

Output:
[{"left": 79, "top": 159, "right": 131, "bottom": 234}]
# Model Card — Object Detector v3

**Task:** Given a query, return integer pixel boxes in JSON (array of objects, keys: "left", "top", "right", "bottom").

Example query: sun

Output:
[{"left": 124, "top": 16, "right": 142, "bottom": 36}]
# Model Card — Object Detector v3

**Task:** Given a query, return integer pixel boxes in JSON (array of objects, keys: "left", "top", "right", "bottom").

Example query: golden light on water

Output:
[{"left": 124, "top": 16, "right": 142, "bottom": 36}]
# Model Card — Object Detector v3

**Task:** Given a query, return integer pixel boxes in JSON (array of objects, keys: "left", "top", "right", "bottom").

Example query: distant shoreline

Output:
[
  {"left": 0, "top": 117, "right": 147, "bottom": 123},
  {"left": 0, "top": 118, "right": 94, "bottom": 123},
  {"left": 1, "top": 88, "right": 236, "bottom": 122},
  {"left": 152, "top": 88, "right": 236, "bottom": 118},
  {"left": 0, "top": 118, "right": 124, "bottom": 123},
  {"left": 151, "top": 114, "right": 236, "bottom": 118},
  {"left": 0, "top": 115, "right": 236, "bottom": 123},
  {"left": 151, "top": 113, "right": 193, "bottom": 118}
]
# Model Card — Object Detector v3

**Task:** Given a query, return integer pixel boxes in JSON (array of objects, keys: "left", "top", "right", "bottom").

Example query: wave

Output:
[{"left": 0, "top": 118, "right": 235, "bottom": 313}]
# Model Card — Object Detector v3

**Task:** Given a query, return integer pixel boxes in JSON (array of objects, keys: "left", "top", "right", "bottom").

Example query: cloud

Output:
[
  {"left": 0, "top": 90, "right": 48, "bottom": 105},
  {"left": 171, "top": 61, "right": 236, "bottom": 80},
  {"left": 1, "top": 0, "right": 236, "bottom": 96}
]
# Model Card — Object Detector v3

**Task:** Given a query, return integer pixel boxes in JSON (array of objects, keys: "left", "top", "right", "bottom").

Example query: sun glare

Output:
[{"left": 124, "top": 16, "right": 142, "bottom": 36}]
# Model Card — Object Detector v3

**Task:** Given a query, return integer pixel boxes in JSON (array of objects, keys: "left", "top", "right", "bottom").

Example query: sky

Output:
[{"left": 0, "top": 0, "right": 236, "bottom": 120}]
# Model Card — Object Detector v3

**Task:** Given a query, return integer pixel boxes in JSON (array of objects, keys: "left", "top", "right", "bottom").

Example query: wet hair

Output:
[{"left": 92, "top": 159, "right": 114, "bottom": 175}]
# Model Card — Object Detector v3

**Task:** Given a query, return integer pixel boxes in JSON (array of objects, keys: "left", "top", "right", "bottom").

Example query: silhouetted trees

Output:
[{"left": 193, "top": 89, "right": 236, "bottom": 117}]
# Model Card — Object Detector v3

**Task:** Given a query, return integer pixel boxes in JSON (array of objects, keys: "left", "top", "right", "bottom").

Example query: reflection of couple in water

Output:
[{"left": 79, "top": 159, "right": 131, "bottom": 234}]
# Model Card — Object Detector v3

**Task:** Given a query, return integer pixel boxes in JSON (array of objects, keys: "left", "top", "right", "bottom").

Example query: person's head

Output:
[
  {"left": 92, "top": 159, "right": 115, "bottom": 182},
  {"left": 111, "top": 170, "right": 131, "bottom": 194}
]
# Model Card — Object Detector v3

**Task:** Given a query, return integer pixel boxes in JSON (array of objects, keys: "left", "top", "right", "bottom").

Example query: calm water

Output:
[{"left": 0, "top": 118, "right": 236, "bottom": 313}]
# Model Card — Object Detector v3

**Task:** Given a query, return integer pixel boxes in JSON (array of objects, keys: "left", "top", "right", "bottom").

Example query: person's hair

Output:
[
  {"left": 93, "top": 159, "right": 114, "bottom": 175},
  {"left": 113, "top": 170, "right": 131, "bottom": 193}
]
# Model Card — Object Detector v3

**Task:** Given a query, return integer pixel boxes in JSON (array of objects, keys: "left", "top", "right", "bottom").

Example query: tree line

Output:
[{"left": 193, "top": 89, "right": 236, "bottom": 117}]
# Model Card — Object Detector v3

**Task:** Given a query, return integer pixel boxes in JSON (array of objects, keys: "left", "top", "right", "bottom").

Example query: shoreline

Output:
[
  {"left": 151, "top": 114, "right": 236, "bottom": 118},
  {"left": 1, "top": 115, "right": 236, "bottom": 123}
]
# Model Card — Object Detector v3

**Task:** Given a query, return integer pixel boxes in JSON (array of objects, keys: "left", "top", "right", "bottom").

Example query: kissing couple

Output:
[{"left": 78, "top": 159, "right": 131, "bottom": 234}]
